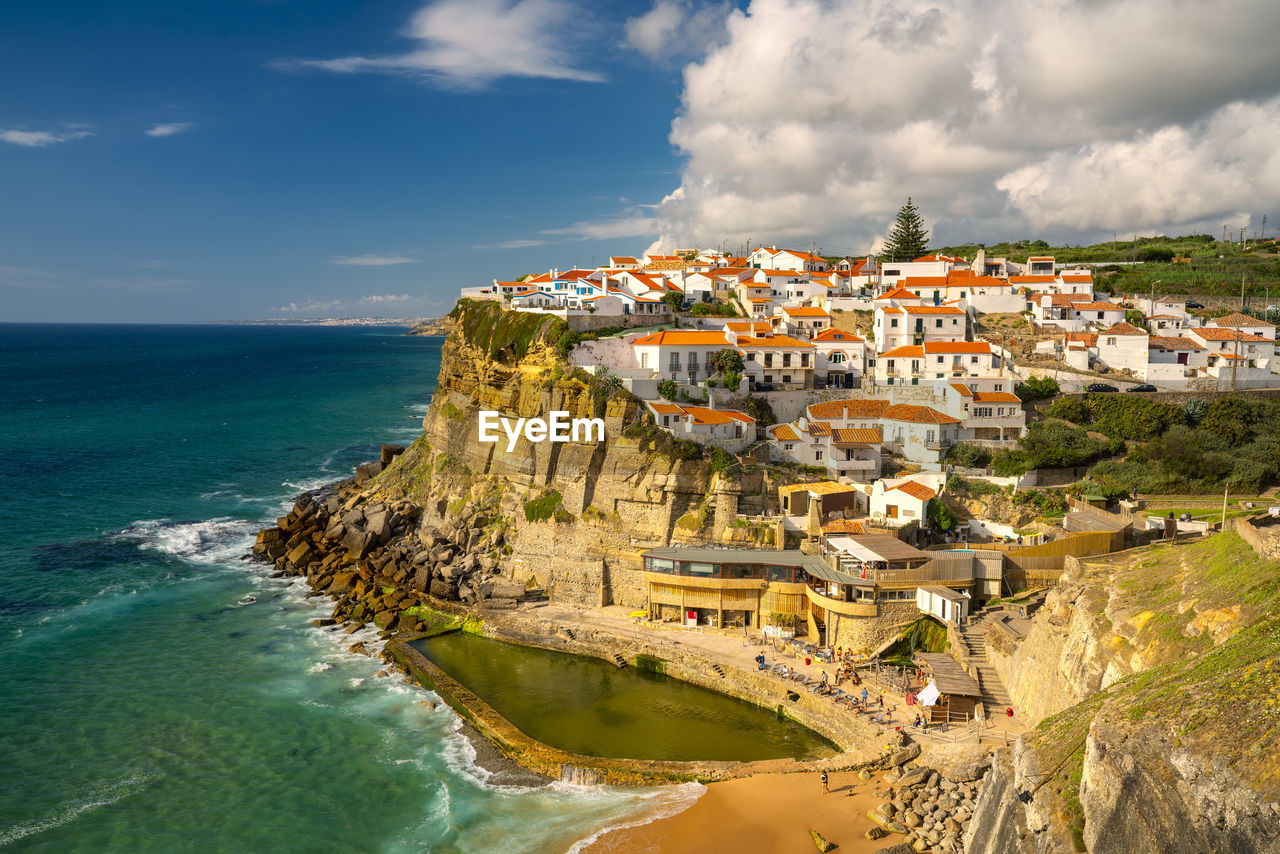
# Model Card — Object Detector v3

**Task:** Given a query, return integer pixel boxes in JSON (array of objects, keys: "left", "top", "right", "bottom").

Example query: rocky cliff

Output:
[{"left": 965, "top": 532, "right": 1280, "bottom": 853}]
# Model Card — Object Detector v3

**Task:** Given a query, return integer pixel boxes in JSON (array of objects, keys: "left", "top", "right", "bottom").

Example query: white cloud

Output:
[
  {"left": 331, "top": 254, "right": 419, "bottom": 266},
  {"left": 277, "top": 299, "right": 345, "bottom": 313},
  {"left": 540, "top": 215, "right": 662, "bottom": 241},
  {"left": 1, "top": 128, "right": 94, "bottom": 147},
  {"left": 650, "top": 0, "right": 1280, "bottom": 252},
  {"left": 286, "top": 0, "right": 604, "bottom": 88},
  {"left": 146, "top": 122, "right": 193, "bottom": 137},
  {"left": 359, "top": 293, "right": 413, "bottom": 304},
  {"left": 623, "top": 0, "right": 733, "bottom": 62}
]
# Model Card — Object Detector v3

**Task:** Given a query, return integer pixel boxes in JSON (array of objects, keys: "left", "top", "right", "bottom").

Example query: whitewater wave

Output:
[
  {"left": 0, "top": 770, "right": 155, "bottom": 847},
  {"left": 115, "top": 517, "right": 258, "bottom": 564},
  {"left": 564, "top": 783, "right": 705, "bottom": 854}
]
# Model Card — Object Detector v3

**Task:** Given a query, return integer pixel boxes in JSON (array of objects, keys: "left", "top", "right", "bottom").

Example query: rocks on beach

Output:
[
  {"left": 250, "top": 461, "right": 528, "bottom": 643},
  {"left": 869, "top": 758, "right": 989, "bottom": 853}
]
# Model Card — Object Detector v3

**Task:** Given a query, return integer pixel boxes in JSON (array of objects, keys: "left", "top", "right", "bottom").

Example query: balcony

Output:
[{"left": 805, "top": 586, "right": 877, "bottom": 617}]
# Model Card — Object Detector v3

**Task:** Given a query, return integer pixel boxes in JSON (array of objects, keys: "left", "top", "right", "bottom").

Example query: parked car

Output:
[
  {"left": 1086, "top": 383, "right": 1119, "bottom": 393},
  {"left": 1185, "top": 300, "right": 1205, "bottom": 309},
  {"left": 1126, "top": 384, "right": 1158, "bottom": 393}
]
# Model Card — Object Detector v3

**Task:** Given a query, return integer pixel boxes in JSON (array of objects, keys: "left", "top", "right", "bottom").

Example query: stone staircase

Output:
[
  {"left": 959, "top": 621, "right": 1012, "bottom": 712},
  {"left": 610, "top": 652, "right": 627, "bottom": 668},
  {"left": 710, "top": 662, "right": 726, "bottom": 679}
]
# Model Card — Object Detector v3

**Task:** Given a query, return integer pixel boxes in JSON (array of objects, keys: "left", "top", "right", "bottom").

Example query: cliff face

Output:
[
  {"left": 368, "top": 300, "right": 787, "bottom": 608},
  {"left": 967, "top": 532, "right": 1280, "bottom": 853}
]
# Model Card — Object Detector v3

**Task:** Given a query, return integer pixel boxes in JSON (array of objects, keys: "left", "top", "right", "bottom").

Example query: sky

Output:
[{"left": 3, "top": 0, "right": 1279, "bottom": 322}]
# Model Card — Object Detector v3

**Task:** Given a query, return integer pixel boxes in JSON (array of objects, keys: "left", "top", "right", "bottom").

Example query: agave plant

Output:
[{"left": 1183, "top": 398, "right": 1208, "bottom": 425}]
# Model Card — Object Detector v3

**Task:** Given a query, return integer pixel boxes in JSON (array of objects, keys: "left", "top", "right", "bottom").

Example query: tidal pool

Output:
[{"left": 413, "top": 631, "right": 839, "bottom": 762}]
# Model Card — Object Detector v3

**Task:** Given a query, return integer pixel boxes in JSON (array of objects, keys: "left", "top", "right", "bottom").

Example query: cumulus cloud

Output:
[
  {"left": 284, "top": 0, "right": 604, "bottom": 88},
  {"left": 1, "top": 128, "right": 94, "bottom": 147},
  {"left": 471, "top": 238, "right": 551, "bottom": 250},
  {"left": 540, "top": 215, "right": 662, "bottom": 241},
  {"left": 359, "top": 293, "right": 413, "bottom": 303},
  {"left": 649, "top": 0, "right": 1280, "bottom": 252},
  {"left": 331, "top": 254, "right": 419, "bottom": 266},
  {"left": 146, "top": 122, "right": 193, "bottom": 137},
  {"left": 623, "top": 0, "right": 733, "bottom": 62}
]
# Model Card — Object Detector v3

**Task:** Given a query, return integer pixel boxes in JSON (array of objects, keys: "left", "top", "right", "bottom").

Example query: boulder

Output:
[
  {"left": 372, "top": 610, "right": 397, "bottom": 630},
  {"left": 896, "top": 768, "right": 931, "bottom": 788},
  {"left": 429, "top": 579, "right": 456, "bottom": 599},
  {"left": 255, "top": 527, "right": 284, "bottom": 546},
  {"left": 874, "top": 845, "right": 914, "bottom": 854},
  {"left": 884, "top": 743, "right": 921, "bottom": 768},
  {"left": 809, "top": 830, "right": 836, "bottom": 853},
  {"left": 287, "top": 542, "right": 316, "bottom": 568},
  {"left": 348, "top": 641, "right": 368, "bottom": 656},
  {"left": 380, "top": 444, "right": 405, "bottom": 464},
  {"left": 413, "top": 566, "right": 432, "bottom": 592},
  {"left": 355, "top": 461, "right": 384, "bottom": 484},
  {"left": 865, "top": 826, "right": 887, "bottom": 841},
  {"left": 329, "top": 572, "right": 358, "bottom": 596},
  {"left": 943, "top": 757, "right": 991, "bottom": 784},
  {"left": 395, "top": 613, "right": 420, "bottom": 632}
]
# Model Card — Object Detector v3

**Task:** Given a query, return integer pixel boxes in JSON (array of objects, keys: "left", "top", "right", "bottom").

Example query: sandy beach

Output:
[{"left": 582, "top": 769, "right": 899, "bottom": 854}]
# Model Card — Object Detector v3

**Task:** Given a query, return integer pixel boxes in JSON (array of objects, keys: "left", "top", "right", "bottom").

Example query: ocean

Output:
[{"left": 0, "top": 324, "right": 696, "bottom": 853}]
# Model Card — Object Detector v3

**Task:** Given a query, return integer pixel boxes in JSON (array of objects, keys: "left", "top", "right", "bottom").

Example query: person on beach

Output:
[
  {"left": 861, "top": 687, "right": 868, "bottom": 705},
  {"left": 820, "top": 771, "right": 829, "bottom": 795}
]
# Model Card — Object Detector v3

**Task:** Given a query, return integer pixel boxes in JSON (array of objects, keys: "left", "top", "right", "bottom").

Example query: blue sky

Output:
[
  {"left": 1, "top": 0, "right": 691, "bottom": 321},
  {"left": 5, "top": 0, "right": 1279, "bottom": 322}
]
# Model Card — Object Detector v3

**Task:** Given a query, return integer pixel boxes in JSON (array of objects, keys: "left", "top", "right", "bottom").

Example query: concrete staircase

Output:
[{"left": 959, "top": 621, "right": 1012, "bottom": 712}]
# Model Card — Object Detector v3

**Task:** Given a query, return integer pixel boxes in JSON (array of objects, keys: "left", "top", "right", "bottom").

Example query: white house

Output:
[
  {"left": 942, "top": 382, "right": 1025, "bottom": 442},
  {"left": 767, "top": 420, "right": 882, "bottom": 481},
  {"left": 1205, "top": 312, "right": 1277, "bottom": 342},
  {"left": 873, "top": 304, "right": 967, "bottom": 353},
  {"left": 630, "top": 330, "right": 734, "bottom": 384},
  {"left": 874, "top": 341, "right": 1004, "bottom": 387},
  {"left": 646, "top": 402, "right": 756, "bottom": 452},
  {"left": 775, "top": 306, "right": 832, "bottom": 338},
  {"left": 869, "top": 477, "right": 937, "bottom": 526},
  {"left": 811, "top": 327, "right": 867, "bottom": 388},
  {"left": 1094, "top": 322, "right": 1150, "bottom": 375},
  {"left": 737, "top": 333, "right": 816, "bottom": 389}
]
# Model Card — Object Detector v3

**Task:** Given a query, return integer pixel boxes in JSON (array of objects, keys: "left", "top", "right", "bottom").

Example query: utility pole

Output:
[
  {"left": 1221, "top": 483, "right": 1229, "bottom": 530},
  {"left": 1262, "top": 215, "right": 1268, "bottom": 241}
]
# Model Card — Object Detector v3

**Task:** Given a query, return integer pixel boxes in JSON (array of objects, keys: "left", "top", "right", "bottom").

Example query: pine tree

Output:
[{"left": 881, "top": 197, "right": 930, "bottom": 261}]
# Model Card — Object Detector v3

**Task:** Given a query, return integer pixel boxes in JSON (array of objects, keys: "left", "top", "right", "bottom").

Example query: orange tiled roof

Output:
[
  {"left": 679, "top": 406, "right": 755, "bottom": 425},
  {"left": 879, "top": 345, "right": 925, "bottom": 358},
  {"left": 1074, "top": 301, "right": 1124, "bottom": 311},
  {"left": 771, "top": 424, "right": 799, "bottom": 441},
  {"left": 875, "top": 286, "right": 918, "bottom": 300},
  {"left": 903, "top": 305, "right": 965, "bottom": 315},
  {"left": 881, "top": 404, "right": 961, "bottom": 425},
  {"left": 1192, "top": 328, "right": 1271, "bottom": 342},
  {"left": 1211, "top": 312, "right": 1276, "bottom": 328},
  {"left": 822, "top": 519, "right": 868, "bottom": 535},
  {"left": 1149, "top": 336, "right": 1202, "bottom": 350},
  {"left": 781, "top": 306, "right": 832, "bottom": 317},
  {"left": 923, "top": 341, "right": 993, "bottom": 354},
  {"left": 949, "top": 383, "right": 973, "bottom": 396},
  {"left": 972, "top": 392, "right": 1020, "bottom": 403},
  {"left": 735, "top": 335, "right": 814, "bottom": 349},
  {"left": 806, "top": 421, "right": 832, "bottom": 436},
  {"left": 807, "top": 398, "right": 891, "bottom": 419},
  {"left": 812, "top": 328, "right": 863, "bottom": 342},
  {"left": 1061, "top": 274, "right": 1093, "bottom": 283},
  {"left": 1010, "top": 275, "right": 1056, "bottom": 283},
  {"left": 1100, "top": 322, "right": 1147, "bottom": 336},
  {"left": 893, "top": 480, "right": 937, "bottom": 500},
  {"left": 832, "top": 427, "right": 882, "bottom": 444},
  {"left": 631, "top": 330, "right": 730, "bottom": 346}
]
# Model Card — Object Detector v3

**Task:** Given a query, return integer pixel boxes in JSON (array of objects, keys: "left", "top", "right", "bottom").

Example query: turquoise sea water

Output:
[{"left": 0, "top": 324, "right": 697, "bottom": 853}]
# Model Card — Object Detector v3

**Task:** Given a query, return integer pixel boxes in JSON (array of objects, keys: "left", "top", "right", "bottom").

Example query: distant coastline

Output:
[{"left": 212, "top": 317, "right": 435, "bottom": 327}]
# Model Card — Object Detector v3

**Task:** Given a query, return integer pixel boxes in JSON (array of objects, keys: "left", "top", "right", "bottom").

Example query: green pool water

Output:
[{"left": 413, "top": 631, "right": 839, "bottom": 762}]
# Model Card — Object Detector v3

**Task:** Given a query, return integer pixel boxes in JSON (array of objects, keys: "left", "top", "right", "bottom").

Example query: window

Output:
[
  {"left": 815, "top": 451, "right": 823, "bottom": 460},
  {"left": 974, "top": 407, "right": 993, "bottom": 417},
  {"left": 689, "top": 562, "right": 714, "bottom": 576},
  {"left": 937, "top": 356, "right": 944, "bottom": 364},
  {"left": 935, "top": 319, "right": 943, "bottom": 328},
  {"left": 640, "top": 353, "right": 649, "bottom": 369},
  {"left": 891, "top": 318, "right": 899, "bottom": 327},
  {"left": 782, "top": 374, "right": 791, "bottom": 384},
  {"left": 688, "top": 353, "right": 698, "bottom": 369},
  {"left": 1106, "top": 337, "right": 1116, "bottom": 346},
  {"left": 782, "top": 354, "right": 792, "bottom": 367},
  {"left": 926, "top": 430, "right": 936, "bottom": 443},
  {"left": 764, "top": 353, "right": 774, "bottom": 367},
  {"left": 783, "top": 443, "right": 794, "bottom": 451}
]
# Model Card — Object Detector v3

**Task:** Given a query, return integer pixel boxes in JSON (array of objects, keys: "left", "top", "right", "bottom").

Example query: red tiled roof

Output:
[
  {"left": 1210, "top": 312, "right": 1276, "bottom": 328},
  {"left": 781, "top": 306, "right": 832, "bottom": 317},
  {"left": 812, "top": 328, "right": 863, "bottom": 342},
  {"left": 1100, "top": 322, "right": 1147, "bottom": 336},
  {"left": 631, "top": 330, "right": 729, "bottom": 346},
  {"left": 771, "top": 424, "right": 799, "bottom": 441},
  {"left": 972, "top": 392, "right": 1021, "bottom": 403},
  {"left": 832, "top": 427, "right": 882, "bottom": 444},
  {"left": 1192, "top": 328, "right": 1271, "bottom": 342},
  {"left": 1149, "top": 337, "right": 1202, "bottom": 350}
]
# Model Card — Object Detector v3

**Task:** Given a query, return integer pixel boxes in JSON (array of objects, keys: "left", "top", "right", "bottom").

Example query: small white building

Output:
[
  {"left": 775, "top": 306, "right": 832, "bottom": 338},
  {"left": 917, "top": 585, "right": 970, "bottom": 624},
  {"left": 869, "top": 477, "right": 937, "bottom": 526},
  {"left": 646, "top": 402, "right": 756, "bottom": 452}
]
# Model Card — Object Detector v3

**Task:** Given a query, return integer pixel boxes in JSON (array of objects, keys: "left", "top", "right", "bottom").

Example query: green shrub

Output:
[
  {"left": 946, "top": 442, "right": 992, "bottom": 468},
  {"left": 743, "top": 395, "right": 776, "bottom": 426},
  {"left": 523, "top": 489, "right": 563, "bottom": 522},
  {"left": 991, "top": 449, "right": 1031, "bottom": 476},
  {"left": 690, "top": 301, "right": 738, "bottom": 317},
  {"left": 657, "top": 379, "right": 678, "bottom": 400},
  {"left": 721, "top": 371, "right": 742, "bottom": 389},
  {"left": 1045, "top": 397, "right": 1089, "bottom": 423},
  {"left": 1015, "top": 376, "right": 1060, "bottom": 402}
]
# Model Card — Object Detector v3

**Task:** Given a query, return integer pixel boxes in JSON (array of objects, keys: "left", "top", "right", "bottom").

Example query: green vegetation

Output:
[
  {"left": 992, "top": 419, "right": 1123, "bottom": 475},
  {"left": 935, "top": 233, "right": 1280, "bottom": 298},
  {"left": 743, "top": 395, "right": 776, "bottom": 426},
  {"left": 522, "top": 489, "right": 563, "bottom": 523},
  {"left": 710, "top": 348, "right": 744, "bottom": 375},
  {"left": 945, "top": 442, "right": 993, "bottom": 469},
  {"left": 440, "top": 402, "right": 464, "bottom": 421},
  {"left": 449, "top": 298, "right": 568, "bottom": 361},
  {"left": 633, "top": 653, "right": 667, "bottom": 675},
  {"left": 1014, "top": 375, "right": 1060, "bottom": 402},
  {"left": 657, "top": 378, "right": 678, "bottom": 400},
  {"left": 881, "top": 197, "right": 930, "bottom": 261},
  {"left": 588, "top": 366, "right": 624, "bottom": 418},
  {"left": 1083, "top": 396, "right": 1280, "bottom": 496},
  {"left": 881, "top": 617, "right": 949, "bottom": 665},
  {"left": 690, "top": 301, "right": 738, "bottom": 317},
  {"left": 661, "top": 291, "right": 684, "bottom": 312},
  {"left": 1045, "top": 394, "right": 1185, "bottom": 441},
  {"left": 945, "top": 473, "right": 1006, "bottom": 497},
  {"left": 928, "top": 500, "right": 956, "bottom": 531}
]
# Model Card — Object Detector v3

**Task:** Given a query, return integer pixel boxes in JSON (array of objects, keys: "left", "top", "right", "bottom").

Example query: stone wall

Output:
[
  {"left": 825, "top": 600, "right": 920, "bottom": 654},
  {"left": 1235, "top": 514, "right": 1280, "bottom": 561}
]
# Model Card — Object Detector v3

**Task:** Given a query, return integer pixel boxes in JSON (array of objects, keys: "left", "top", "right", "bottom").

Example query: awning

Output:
[
  {"left": 826, "top": 536, "right": 886, "bottom": 564},
  {"left": 917, "top": 681, "right": 941, "bottom": 707}
]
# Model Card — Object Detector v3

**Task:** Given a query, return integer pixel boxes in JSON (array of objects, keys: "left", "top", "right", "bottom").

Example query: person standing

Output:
[{"left": 820, "top": 770, "right": 829, "bottom": 795}]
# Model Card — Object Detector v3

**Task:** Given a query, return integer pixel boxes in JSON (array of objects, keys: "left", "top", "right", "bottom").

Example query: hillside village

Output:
[{"left": 437, "top": 241, "right": 1280, "bottom": 650}]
